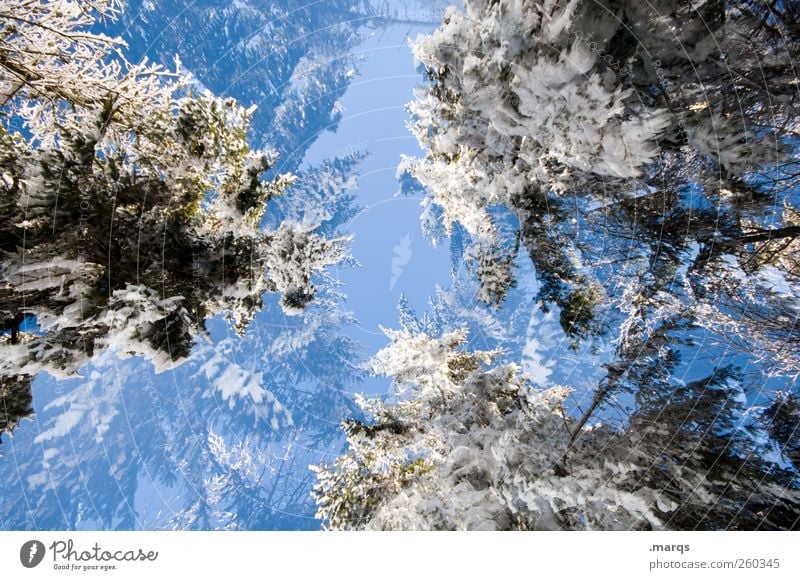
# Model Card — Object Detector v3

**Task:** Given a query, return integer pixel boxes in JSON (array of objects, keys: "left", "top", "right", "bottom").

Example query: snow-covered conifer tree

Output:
[
  {"left": 402, "top": 0, "right": 800, "bottom": 474},
  {"left": 313, "top": 329, "right": 800, "bottom": 530},
  {"left": 405, "top": 0, "right": 800, "bottom": 348},
  {"left": 0, "top": 1, "right": 348, "bottom": 388}
]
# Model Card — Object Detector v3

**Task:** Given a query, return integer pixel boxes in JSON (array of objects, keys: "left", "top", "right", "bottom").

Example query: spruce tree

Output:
[
  {"left": 0, "top": 1, "right": 346, "bottom": 393},
  {"left": 402, "top": 0, "right": 800, "bottom": 463},
  {"left": 313, "top": 329, "right": 800, "bottom": 530}
]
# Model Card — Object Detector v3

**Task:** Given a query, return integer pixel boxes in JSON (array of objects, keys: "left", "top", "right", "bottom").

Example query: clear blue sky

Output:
[{"left": 302, "top": 19, "right": 450, "bottom": 392}]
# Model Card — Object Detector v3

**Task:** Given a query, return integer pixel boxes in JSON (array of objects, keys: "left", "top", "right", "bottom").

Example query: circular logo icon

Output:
[{"left": 20, "top": 540, "right": 46, "bottom": 568}]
